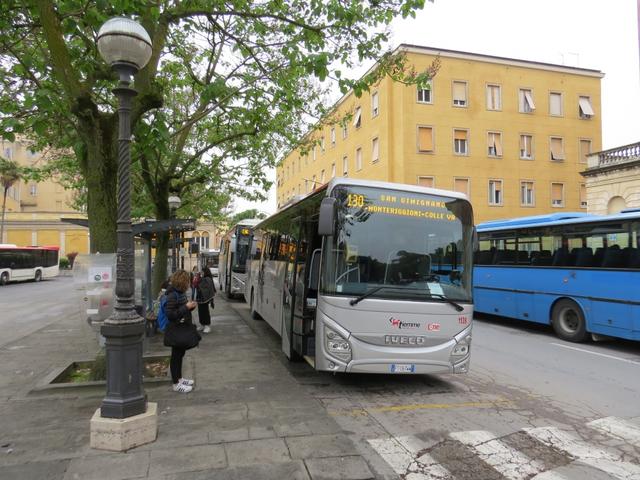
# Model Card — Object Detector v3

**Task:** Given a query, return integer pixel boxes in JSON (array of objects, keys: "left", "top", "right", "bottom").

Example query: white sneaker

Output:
[
  {"left": 173, "top": 383, "right": 192, "bottom": 393},
  {"left": 179, "top": 378, "right": 194, "bottom": 386},
  {"left": 197, "top": 325, "right": 204, "bottom": 332},
  {"left": 203, "top": 325, "right": 211, "bottom": 334}
]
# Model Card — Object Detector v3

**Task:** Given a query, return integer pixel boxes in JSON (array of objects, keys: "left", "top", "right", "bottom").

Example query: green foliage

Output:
[
  {"left": 0, "top": 0, "right": 430, "bottom": 255},
  {"left": 229, "top": 209, "right": 268, "bottom": 225},
  {"left": 59, "top": 258, "right": 70, "bottom": 269}
]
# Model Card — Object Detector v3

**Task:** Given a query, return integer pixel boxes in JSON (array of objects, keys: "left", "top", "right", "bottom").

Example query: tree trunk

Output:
[
  {"left": 0, "top": 187, "right": 8, "bottom": 242},
  {"left": 78, "top": 117, "right": 118, "bottom": 253}
]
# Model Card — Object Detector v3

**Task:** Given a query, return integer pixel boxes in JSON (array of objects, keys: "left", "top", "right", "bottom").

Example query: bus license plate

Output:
[{"left": 390, "top": 364, "right": 415, "bottom": 373}]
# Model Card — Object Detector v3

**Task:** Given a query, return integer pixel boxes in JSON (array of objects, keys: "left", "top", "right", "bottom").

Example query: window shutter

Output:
[
  {"left": 524, "top": 90, "right": 536, "bottom": 110},
  {"left": 418, "top": 177, "right": 434, "bottom": 187},
  {"left": 550, "top": 138, "right": 564, "bottom": 160},
  {"left": 494, "top": 133, "right": 503, "bottom": 156},
  {"left": 552, "top": 183, "right": 563, "bottom": 201},
  {"left": 454, "top": 129, "right": 467, "bottom": 140},
  {"left": 578, "top": 97, "right": 594, "bottom": 116},
  {"left": 454, "top": 178, "right": 469, "bottom": 194},
  {"left": 372, "top": 138, "right": 379, "bottom": 161},
  {"left": 418, "top": 127, "right": 433, "bottom": 151},
  {"left": 550, "top": 93, "right": 562, "bottom": 115},
  {"left": 453, "top": 82, "right": 466, "bottom": 103}
]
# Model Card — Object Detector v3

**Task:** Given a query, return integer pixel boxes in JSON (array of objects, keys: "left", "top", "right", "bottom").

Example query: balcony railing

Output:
[{"left": 590, "top": 141, "right": 640, "bottom": 168}]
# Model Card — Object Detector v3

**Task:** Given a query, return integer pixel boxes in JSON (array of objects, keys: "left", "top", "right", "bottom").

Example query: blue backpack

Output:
[{"left": 156, "top": 291, "right": 175, "bottom": 333}]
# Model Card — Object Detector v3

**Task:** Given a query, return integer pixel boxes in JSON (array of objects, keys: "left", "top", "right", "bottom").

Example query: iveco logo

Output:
[{"left": 385, "top": 335, "right": 427, "bottom": 346}]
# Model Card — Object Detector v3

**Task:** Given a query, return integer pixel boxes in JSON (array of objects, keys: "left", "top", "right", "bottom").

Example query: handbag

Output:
[{"left": 164, "top": 320, "right": 201, "bottom": 350}]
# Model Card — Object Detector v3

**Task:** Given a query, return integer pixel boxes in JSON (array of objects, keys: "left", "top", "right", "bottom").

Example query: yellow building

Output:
[
  {"left": 277, "top": 45, "right": 603, "bottom": 223},
  {"left": 1, "top": 138, "right": 89, "bottom": 255}
]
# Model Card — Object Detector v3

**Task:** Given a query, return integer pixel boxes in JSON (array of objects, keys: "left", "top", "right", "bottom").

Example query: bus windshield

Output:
[
  {"left": 232, "top": 228, "right": 252, "bottom": 273},
  {"left": 321, "top": 185, "right": 473, "bottom": 303}
]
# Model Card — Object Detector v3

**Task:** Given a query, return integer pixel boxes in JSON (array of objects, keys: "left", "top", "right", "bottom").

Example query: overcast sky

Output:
[{"left": 235, "top": 0, "right": 640, "bottom": 216}]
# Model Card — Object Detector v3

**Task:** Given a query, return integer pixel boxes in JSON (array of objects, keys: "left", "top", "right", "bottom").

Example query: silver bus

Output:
[
  {"left": 219, "top": 219, "right": 261, "bottom": 298},
  {"left": 245, "top": 178, "right": 475, "bottom": 374}
]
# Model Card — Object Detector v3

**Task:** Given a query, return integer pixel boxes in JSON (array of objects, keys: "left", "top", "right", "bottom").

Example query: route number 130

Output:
[{"left": 347, "top": 194, "right": 365, "bottom": 208}]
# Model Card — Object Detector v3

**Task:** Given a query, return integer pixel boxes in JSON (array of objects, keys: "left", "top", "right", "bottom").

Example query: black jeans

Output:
[
  {"left": 197, "top": 302, "right": 211, "bottom": 326},
  {"left": 170, "top": 347, "right": 186, "bottom": 384}
]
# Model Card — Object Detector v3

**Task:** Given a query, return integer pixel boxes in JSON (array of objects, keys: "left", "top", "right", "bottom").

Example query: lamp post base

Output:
[
  {"left": 90, "top": 402, "right": 158, "bottom": 451},
  {"left": 100, "top": 322, "right": 147, "bottom": 418}
]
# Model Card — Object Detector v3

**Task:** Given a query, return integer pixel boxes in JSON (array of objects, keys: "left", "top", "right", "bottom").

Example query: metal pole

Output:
[{"left": 100, "top": 69, "right": 146, "bottom": 419}]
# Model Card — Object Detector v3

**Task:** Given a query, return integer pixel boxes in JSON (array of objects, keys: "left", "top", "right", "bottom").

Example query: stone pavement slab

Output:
[
  {"left": 305, "top": 456, "right": 375, "bottom": 480},
  {"left": 148, "top": 444, "right": 226, "bottom": 477},
  {"left": 0, "top": 459, "right": 69, "bottom": 480},
  {"left": 287, "top": 433, "right": 361, "bottom": 459},
  {"left": 63, "top": 451, "right": 150, "bottom": 480},
  {"left": 225, "top": 437, "right": 291, "bottom": 466}
]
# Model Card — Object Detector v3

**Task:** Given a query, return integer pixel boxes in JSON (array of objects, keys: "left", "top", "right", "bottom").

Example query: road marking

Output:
[
  {"left": 525, "top": 426, "right": 640, "bottom": 480},
  {"left": 550, "top": 343, "right": 640, "bottom": 366},
  {"left": 588, "top": 417, "right": 640, "bottom": 446},
  {"left": 450, "top": 430, "right": 545, "bottom": 480},
  {"left": 330, "top": 399, "right": 513, "bottom": 416},
  {"left": 368, "top": 436, "right": 451, "bottom": 479},
  {"left": 530, "top": 471, "right": 570, "bottom": 480}
]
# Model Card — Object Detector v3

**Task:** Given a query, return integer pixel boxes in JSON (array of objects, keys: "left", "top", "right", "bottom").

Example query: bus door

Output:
[{"left": 281, "top": 222, "right": 301, "bottom": 360}]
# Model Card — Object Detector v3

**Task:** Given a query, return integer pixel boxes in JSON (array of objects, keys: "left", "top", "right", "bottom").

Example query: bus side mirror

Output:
[
  {"left": 318, "top": 197, "right": 336, "bottom": 236},
  {"left": 308, "top": 249, "right": 321, "bottom": 290},
  {"left": 472, "top": 227, "right": 479, "bottom": 252}
]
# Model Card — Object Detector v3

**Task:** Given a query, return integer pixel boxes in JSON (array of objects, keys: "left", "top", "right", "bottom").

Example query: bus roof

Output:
[
  {"left": 478, "top": 211, "right": 640, "bottom": 233},
  {"left": 0, "top": 244, "right": 59, "bottom": 250}
]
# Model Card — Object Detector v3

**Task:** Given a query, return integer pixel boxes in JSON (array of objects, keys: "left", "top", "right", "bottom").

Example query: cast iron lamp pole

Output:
[
  {"left": 97, "top": 17, "right": 152, "bottom": 419},
  {"left": 168, "top": 195, "right": 181, "bottom": 273}
]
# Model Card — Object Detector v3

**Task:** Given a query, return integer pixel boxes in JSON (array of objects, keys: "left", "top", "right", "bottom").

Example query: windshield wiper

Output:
[
  {"left": 349, "top": 286, "right": 466, "bottom": 311},
  {"left": 428, "top": 293, "right": 464, "bottom": 312}
]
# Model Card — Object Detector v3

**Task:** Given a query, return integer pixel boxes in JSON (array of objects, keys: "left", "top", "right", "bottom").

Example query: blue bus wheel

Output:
[{"left": 552, "top": 299, "right": 588, "bottom": 343}]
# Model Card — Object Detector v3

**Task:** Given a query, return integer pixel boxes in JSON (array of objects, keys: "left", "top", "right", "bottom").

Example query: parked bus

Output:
[
  {"left": 474, "top": 210, "right": 640, "bottom": 342},
  {"left": 245, "top": 178, "right": 474, "bottom": 374},
  {"left": 219, "top": 219, "right": 261, "bottom": 298},
  {"left": 0, "top": 244, "right": 60, "bottom": 285}
]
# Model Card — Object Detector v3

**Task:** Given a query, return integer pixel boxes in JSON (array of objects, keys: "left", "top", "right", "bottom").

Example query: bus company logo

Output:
[
  {"left": 385, "top": 335, "right": 426, "bottom": 346},
  {"left": 427, "top": 323, "right": 441, "bottom": 331},
  {"left": 389, "top": 317, "right": 421, "bottom": 329}
]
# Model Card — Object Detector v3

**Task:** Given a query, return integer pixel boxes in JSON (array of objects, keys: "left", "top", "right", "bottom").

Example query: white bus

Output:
[
  {"left": 246, "top": 179, "right": 475, "bottom": 374},
  {"left": 219, "top": 219, "right": 261, "bottom": 298},
  {"left": 0, "top": 244, "right": 60, "bottom": 285}
]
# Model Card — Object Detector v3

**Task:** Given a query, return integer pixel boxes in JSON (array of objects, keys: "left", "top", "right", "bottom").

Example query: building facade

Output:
[
  {"left": 276, "top": 45, "right": 603, "bottom": 223},
  {"left": 582, "top": 142, "right": 640, "bottom": 215},
  {"left": 1, "top": 138, "right": 89, "bottom": 255}
]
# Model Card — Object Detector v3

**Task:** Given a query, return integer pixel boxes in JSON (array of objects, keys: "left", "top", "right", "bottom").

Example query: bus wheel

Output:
[
  {"left": 34, "top": 270, "right": 42, "bottom": 282},
  {"left": 0, "top": 272, "right": 8, "bottom": 286},
  {"left": 552, "top": 299, "right": 588, "bottom": 342},
  {"left": 250, "top": 290, "right": 260, "bottom": 319}
]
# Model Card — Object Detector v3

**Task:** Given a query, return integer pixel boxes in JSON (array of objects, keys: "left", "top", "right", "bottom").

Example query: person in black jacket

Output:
[
  {"left": 196, "top": 266, "right": 216, "bottom": 333},
  {"left": 165, "top": 269, "right": 197, "bottom": 393}
]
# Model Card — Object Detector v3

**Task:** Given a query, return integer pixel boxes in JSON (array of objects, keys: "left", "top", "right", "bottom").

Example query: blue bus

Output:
[{"left": 474, "top": 210, "right": 640, "bottom": 342}]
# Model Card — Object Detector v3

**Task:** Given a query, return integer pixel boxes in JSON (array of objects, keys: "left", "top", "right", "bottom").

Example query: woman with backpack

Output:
[
  {"left": 164, "top": 269, "right": 199, "bottom": 393},
  {"left": 196, "top": 266, "right": 216, "bottom": 333}
]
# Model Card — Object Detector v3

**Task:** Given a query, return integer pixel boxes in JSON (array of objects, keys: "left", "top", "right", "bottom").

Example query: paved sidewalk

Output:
[{"left": 0, "top": 293, "right": 375, "bottom": 480}]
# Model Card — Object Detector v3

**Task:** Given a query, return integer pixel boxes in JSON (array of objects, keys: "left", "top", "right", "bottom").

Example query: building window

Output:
[
  {"left": 330, "top": 127, "right": 336, "bottom": 147},
  {"left": 312, "top": 146, "right": 316, "bottom": 161},
  {"left": 342, "top": 123, "right": 347, "bottom": 139},
  {"left": 486, "top": 84, "right": 501, "bottom": 110},
  {"left": 519, "top": 88, "right": 536, "bottom": 113},
  {"left": 56, "top": 200, "right": 63, "bottom": 210},
  {"left": 549, "top": 92, "right": 563, "bottom": 116},
  {"left": 371, "top": 92, "right": 379, "bottom": 117},
  {"left": 417, "top": 126, "right": 434, "bottom": 153},
  {"left": 372, "top": 137, "right": 379, "bottom": 163},
  {"left": 342, "top": 156, "right": 348, "bottom": 176},
  {"left": 356, "top": 148, "right": 363, "bottom": 171},
  {"left": 29, "top": 183, "right": 37, "bottom": 196},
  {"left": 550, "top": 137, "right": 565, "bottom": 161},
  {"left": 520, "top": 134, "right": 533, "bottom": 160},
  {"left": 454, "top": 178, "right": 469, "bottom": 196},
  {"left": 551, "top": 182, "right": 564, "bottom": 207},
  {"left": 452, "top": 81, "right": 467, "bottom": 107},
  {"left": 580, "top": 183, "right": 587, "bottom": 208},
  {"left": 331, "top": 163, "right": 336, "bottom": 178},
  {"left": 320, "top": 137, "right": 325, "bottom": 151},
  {"left": 418, "top": 176, "right": 434, "bottom": 187},
  {"left": 320, "top": 169, "right": 325, "bottom": 183},
  {"left": 487, "top": 131, "right": 503, "bottom": 157},
  {"left": 578, "top": 96, "right": 594, "bottom": 119},
  {"left": 579, "top": 139, "right": 592, "bottom": 164},
  {"left": 520, "top": 181, "right": 535, "bottom": 206},
  {"left": 488, "top": 179, "right": 503, "bottom": 206},
  {"left": 453, "top": 129, "right": 468, "bottom": 155},
  {"left": 417, "top": 80, "right": 433, "bottom": 104},
  {"left": 353, "top": 107, "right": 362, "bottom": 129}
]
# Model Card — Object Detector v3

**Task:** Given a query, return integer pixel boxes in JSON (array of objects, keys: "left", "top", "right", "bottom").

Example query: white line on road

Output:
[
  {"left": 530, "top": 471, "right": 570, "bottom": 480},
  {"left": 450, "top": 430, "right": 545, "bottom": 480},
  {"left": 550, "top": 343, "right": 640, "bottom": 366},
  {"left": 588, "top": 417, "right": 640, "bottom": 446},
  {"left": 367, "top": 436, "right": 451, "bottom": 480},
  {"left": 525, "top": 426, "right": 640, "bottom": 480}
]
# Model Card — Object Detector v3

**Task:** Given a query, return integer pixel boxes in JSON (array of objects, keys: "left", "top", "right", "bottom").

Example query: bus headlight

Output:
[
  {"left": 451, "top": 333, "right": 471, "bottom": 357},
  {"left": 325, "top": 327, "right": 352, "bottom": 362}
]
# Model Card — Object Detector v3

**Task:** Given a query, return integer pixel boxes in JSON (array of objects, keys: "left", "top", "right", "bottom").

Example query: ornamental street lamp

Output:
[
  {"left": 168, "top": 195, "right": 181, "bottom": 272},
  {"left": 96, "top": 17, "right": 152, "bottom": 419}
]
